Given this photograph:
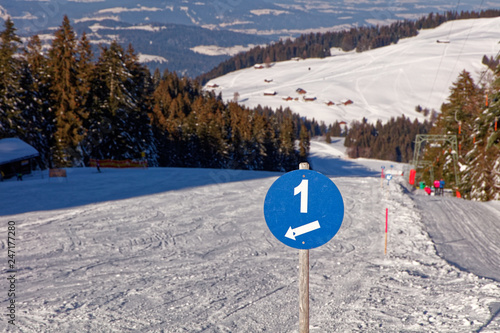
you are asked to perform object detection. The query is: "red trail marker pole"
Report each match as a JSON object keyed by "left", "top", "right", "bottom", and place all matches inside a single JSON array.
[{"left": 384, "top": 208, "right": 388, "bottom": 255}]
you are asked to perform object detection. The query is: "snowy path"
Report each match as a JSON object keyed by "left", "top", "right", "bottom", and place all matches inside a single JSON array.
[
  {"left": 413, "top": 194, "right": 500, "bottom": 283},
  {"left": 1, "top": 138, "right": 500, "bottom": 331},
  {"left": 1, "top": 169, "right": 500, "bottom": 332}
]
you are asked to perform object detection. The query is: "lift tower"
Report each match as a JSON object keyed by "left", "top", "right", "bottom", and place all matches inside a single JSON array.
[{"left": 412, "top": 134, "right": 459, "bottom": 186}]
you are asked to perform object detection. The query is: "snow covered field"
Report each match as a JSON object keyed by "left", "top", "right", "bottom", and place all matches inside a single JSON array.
[
  {"left": 1, "top": 139, "right": 499, "bottom": 332},
  {"left": 205, "top": 17, "right": 500, "bottom": 126}
]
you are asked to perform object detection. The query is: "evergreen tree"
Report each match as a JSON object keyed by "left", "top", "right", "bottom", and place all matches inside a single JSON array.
[
  {"left": 123, "top": 44, "right": 158, "bottom": 166},
  {"left": 277, "top": 109, "right": 299, "bottom": 171},
  {"left": 429, "top": 70, "right": 484, "bottom": 190},
  {"left": 48, "top": 16, "right": 85, "bottom": 166},
  {"left": 20, "top": 34, "right": 54, "bottom": 168},
  {"left": 84, "top": 41, "right": 156, "bottom": 163},
  {"left": 299, "top": 123, "right": 310, "bottom": 161},
  {"left": 0, "top": 18, "right": 23, "bottom": 138},
  {"left": 460, "top": 65, "right": 500, "bottom": 200}
]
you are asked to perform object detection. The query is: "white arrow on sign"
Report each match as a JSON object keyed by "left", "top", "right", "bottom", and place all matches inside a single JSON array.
[{"left": 285, "top": 220, "right": 321, "bottom": 240}]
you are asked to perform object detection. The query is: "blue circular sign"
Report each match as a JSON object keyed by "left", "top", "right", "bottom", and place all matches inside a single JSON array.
[{"left": 264, "top": 170, "right": 344, "bottom": 249}]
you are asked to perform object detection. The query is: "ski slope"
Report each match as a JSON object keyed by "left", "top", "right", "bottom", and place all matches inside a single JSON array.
[
  {"left": 1, "top": 139, "right": 499, "bottom": 332},
  {"left": 205, "top": 17, "right": 500, "bottom": 125}
]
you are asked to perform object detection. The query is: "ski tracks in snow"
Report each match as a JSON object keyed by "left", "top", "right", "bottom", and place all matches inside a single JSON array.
[{"left": 3, "top": 173, "right": 500, "bottom": 332}]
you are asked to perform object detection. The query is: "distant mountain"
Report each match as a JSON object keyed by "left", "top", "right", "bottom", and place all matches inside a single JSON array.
[
  {"left": 205, "top": 17, "right": 500, "bottom": 125},
  {"left": 68, "top": 20, "right": 270, "bottom": 77},
  {"left": 1, "top": 0, "right": 487, "bottom": 76}
]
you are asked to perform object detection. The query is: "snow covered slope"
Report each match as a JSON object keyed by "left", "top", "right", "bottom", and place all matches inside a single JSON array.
[
  {"left": 205, "top": 17, "right": 500, "bottom": 125},
  {"left": 1, "top": 140, "right": 499, "bottom": 331}
]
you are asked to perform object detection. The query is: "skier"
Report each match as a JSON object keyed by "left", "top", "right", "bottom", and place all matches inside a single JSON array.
[
  {"left": 433, "top": 179, "right": 441, "bottom": 195},
  {"left": 424, "top": 185, "right": 431, "bottom": 195},
  {"left": 439, "top": 179, "right": 445, "bottom": 196}
]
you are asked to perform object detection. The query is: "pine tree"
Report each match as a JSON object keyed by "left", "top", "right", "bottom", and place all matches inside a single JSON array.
[
  {"left": 461, "top": 64, "right": 500, "bottom": 200},
  {"left": 123, "top": 44, "right": 158, "bottom": 166},
  {"left": 48, "top": 16, "right": 85, "bottom": 166},
  {"left": 20, "top": 34, "right": 54, "bottom": 168},
  {"left": 438, "top": 70, "right": 482, "bottom": 155},
  {"left": 489, "top": 61, "right": 500, "bottom": 199},
  {"left": 84, "top": 41, "right": 156, "bottom": 163},
  {"left": 0, "top": 17, "right": 24, "bottom": 138},
  {"left": 428, "top": 70, "right": 483, "bottom": 189},
  {"left": 278, "top": 109, "right": 298, "bottom": 171},
  {"left": 299, "top": 123, "right": 310, "bottom": 161}
]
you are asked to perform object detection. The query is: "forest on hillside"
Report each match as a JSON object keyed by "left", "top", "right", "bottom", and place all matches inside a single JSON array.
[
  {"left": 343, "top": 116, "right": 433, "bottom": 163},
  {"left": 2, "top": 13, "right": 500, "bottom": 201},
  {"left": 0, "top": 17, "right": 322, "bottom": 173},
  {"left": 422, "top": 69, "right": 500, "bottom": 201},
  {"left": 197, "top": 9, "right": 500, "bottom": 84},
  {"left": 341, "top": 63, "right": 500, "bottom": 202}
]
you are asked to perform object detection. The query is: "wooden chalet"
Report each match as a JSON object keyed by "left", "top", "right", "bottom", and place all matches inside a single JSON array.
[
  {"left": 0, "top": 138, "right": 40, "bottom": 179},
  {"left": 263, "top": 91, "right": 277, "bottom": 96}
]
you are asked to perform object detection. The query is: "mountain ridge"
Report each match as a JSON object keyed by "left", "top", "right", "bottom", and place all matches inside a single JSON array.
[{"left": 2, "top": 0, "right": 487, "bottom": 76}]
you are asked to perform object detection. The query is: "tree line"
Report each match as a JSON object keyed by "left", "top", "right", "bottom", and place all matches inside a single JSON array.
[
  {"left": 343, "top": 116, "right": 432, "bottom": 162},
  {"left": 0, "top": 17, "right": 316, "bottom": 172},
  {"left": 422, "top": 67, "right": 500, "bottom": 201},
  {"left": 197, "top": 9, "right": 500, "bottom": 85}
]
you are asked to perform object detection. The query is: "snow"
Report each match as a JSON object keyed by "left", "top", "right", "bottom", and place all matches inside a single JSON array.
[
  {"left": 75, "top": 16, "right": 120, "bottom": 24},
  {"left": 250, "top": 9, "right": 290, "bottom": 16},
  {"left": 205, "top": 17, "right": 500, "bottom": 126},
  {"left": 137, "top": 53, "right": 168, "bottom": 64},
  {"left": 1, "top": 139, "right": 499, "bottom": 331},
  {"left": 96, "top": 6, "right": 163, "bottom": 15},
  {"left": 190, "top": 44, "right": 260, "bottom": 57},
  {"left": 88, "top": 23, "right": 164, "bottom": 33},
  {"left": 0, "top": 138, "right": 39, "bottom": 165}
]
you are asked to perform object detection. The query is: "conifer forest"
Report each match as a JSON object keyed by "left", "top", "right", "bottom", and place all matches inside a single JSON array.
[
  {"left": 1, "top": 12, "right": 500, "bottom": 201},
  {"left": 0, "top": 16, "right": 315, "bottom": 172}
]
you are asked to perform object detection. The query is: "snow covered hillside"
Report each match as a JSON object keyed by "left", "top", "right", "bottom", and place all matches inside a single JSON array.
[
  {"left": 1, "top": 140, "right": 499, "bottom": 332},
  {"left": 205, "top": 17, "right": 500, "bottom": 125}
]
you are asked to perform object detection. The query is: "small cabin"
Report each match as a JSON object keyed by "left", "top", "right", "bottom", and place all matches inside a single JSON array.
[
  {"left": 303, "top": 96, "right": 317, "bottom": 102},
  {"left": 264, "top": 79, "right": 273, "bottom": 83},
  {"left": 296, "top": 88, "right": 307, "bottom": 94},
  {"left": 283, "top": 96, "right": 293, "bottom": 101},
  {"left": 342, "top": 99, "right": 354, "bottom": 106},
  {"left": 254, "top": 64, "right": 265, "bottom": 69},
  {"left": 326, "top": 101, "right": 335, "bottom": 106},
  {"left": 263, "top": 91, "right": 277, "bottom": 96},
  {"left": 206, "top": 83, "right": 219, "bottom": 88},
  {"left": 0, "top": 138, "right": 40, "bottom": 179}
]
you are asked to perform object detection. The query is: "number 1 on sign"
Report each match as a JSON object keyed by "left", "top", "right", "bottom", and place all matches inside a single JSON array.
[{"left": 294, "top": 179, "right": 309, "bottom": 213}]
